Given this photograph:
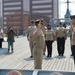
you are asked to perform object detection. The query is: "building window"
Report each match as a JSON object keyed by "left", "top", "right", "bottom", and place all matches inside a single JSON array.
[
  {"left": 32, "top": 0, "right": 52, "bottom": 4},
  {"left": 32, "top": 5, "right": 52, "bottom": 9}
]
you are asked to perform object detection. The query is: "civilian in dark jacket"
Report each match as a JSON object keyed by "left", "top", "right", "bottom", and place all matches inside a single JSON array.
[{"left": 7, "top": 27, "right": 15, "bottom": 53}]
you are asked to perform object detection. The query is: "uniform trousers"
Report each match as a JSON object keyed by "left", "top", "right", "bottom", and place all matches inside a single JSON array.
[
  {"left": 43, "top": 44, "right": 46, "bottom": 55},
  {"left": 70, "top": 35, "right": 73, "bottom": 55},
  {"left": 57, "top": 37, "right": 65, "bottom": 55},
  {"left": 72, "top": 45, "right": 75, "bottom": 64},
  {"left": 8, "top": 39, "right": 14, "bottom": 51},
  {"left": 29, "top": 38, "right": 34, "bottom": 56},
  {"left": 33, "top": 47, "right": 43, "bottom": 69},
  {"left": 46, "top": 40, "right": 53, "bottom": 57},
  {"left": 71, "top": 45, "right": 73, "bottom": 55}
]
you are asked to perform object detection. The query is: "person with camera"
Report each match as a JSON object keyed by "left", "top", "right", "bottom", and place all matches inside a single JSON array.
[{"left": 7, "top": 27, "right": 15, "bottom": 53}]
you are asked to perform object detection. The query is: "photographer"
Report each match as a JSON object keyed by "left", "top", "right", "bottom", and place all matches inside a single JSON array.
[{"left": 7, "top": 27, "right": 15, "bottom": 53}]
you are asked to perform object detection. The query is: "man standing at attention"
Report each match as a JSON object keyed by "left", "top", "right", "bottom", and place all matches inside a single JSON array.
[
  {"left": 27, "top": 20, "right": 36, "bottom": 58},
  {"left": 56, "top": 22, "right": 66, "bottom": 56}
]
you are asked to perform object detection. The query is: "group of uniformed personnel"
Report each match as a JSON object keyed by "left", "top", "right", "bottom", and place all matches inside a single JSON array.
[
  {"left": 56, "top": 22, "right": 66, "bottom": 56},
  {"left": 27, "top": 16, "right": 75, "bottom": 69},
  {"left": 27, "top": 19, "right": 44, "bottom": 69}
]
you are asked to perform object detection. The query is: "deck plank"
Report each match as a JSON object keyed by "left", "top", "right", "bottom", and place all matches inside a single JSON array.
[{"left": 0, "top": 36, "right": 74, "bottom": 72}]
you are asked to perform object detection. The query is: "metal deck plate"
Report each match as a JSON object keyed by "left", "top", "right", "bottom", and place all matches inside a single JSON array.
[{"left": 0, "top": 69, "right": 75, "bottom": 75}]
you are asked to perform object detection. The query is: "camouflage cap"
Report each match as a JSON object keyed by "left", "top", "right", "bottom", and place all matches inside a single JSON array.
[{"left": 49, "top": 72, "right": 63, "bottom": 75}]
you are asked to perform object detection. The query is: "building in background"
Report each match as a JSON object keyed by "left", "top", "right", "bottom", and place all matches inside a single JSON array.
[
  {"left": 2, "top": 0, "right": 30, "bottom": 34},
  {"left": 23, "top": 0, "right": 30, "bottom": 29},
  {"left": 23, "top": 11, "right": 29, "bottom": 29},
  {"left": 2, "top": 0, "right": 59, "bottom": 33},
  {"left": 30, "top": 0, "right": 59, "bottom": 24},
  {"left": 2, "top": 0, "right": 23, "bottom": 35},
  {"left": 23, "top": 0, "right": 29, "bottom": 11},
  {"left": 0, "top": 17, "right": 2, "bottom": 27},
  {"left": 0, "top": 2, "right": 1, "bottom": 17},
  {"left": 0, "top": 1, "right": 2, "bottom": 27}
]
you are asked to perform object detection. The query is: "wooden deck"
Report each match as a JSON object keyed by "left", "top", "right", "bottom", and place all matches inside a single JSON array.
[{"left": 0, "top": 36, "right": 75, "bottom": 72}]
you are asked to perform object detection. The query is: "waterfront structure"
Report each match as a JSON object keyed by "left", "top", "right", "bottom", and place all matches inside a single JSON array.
[
  {"left": 64, "top": 0, "right": 71, "bottom": 25},
  {"left": 2, "top": 0, "right": 23, "bottom": 34},
  {"left": 30, "top": 0, "right": 59, "bottom": 24}
]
